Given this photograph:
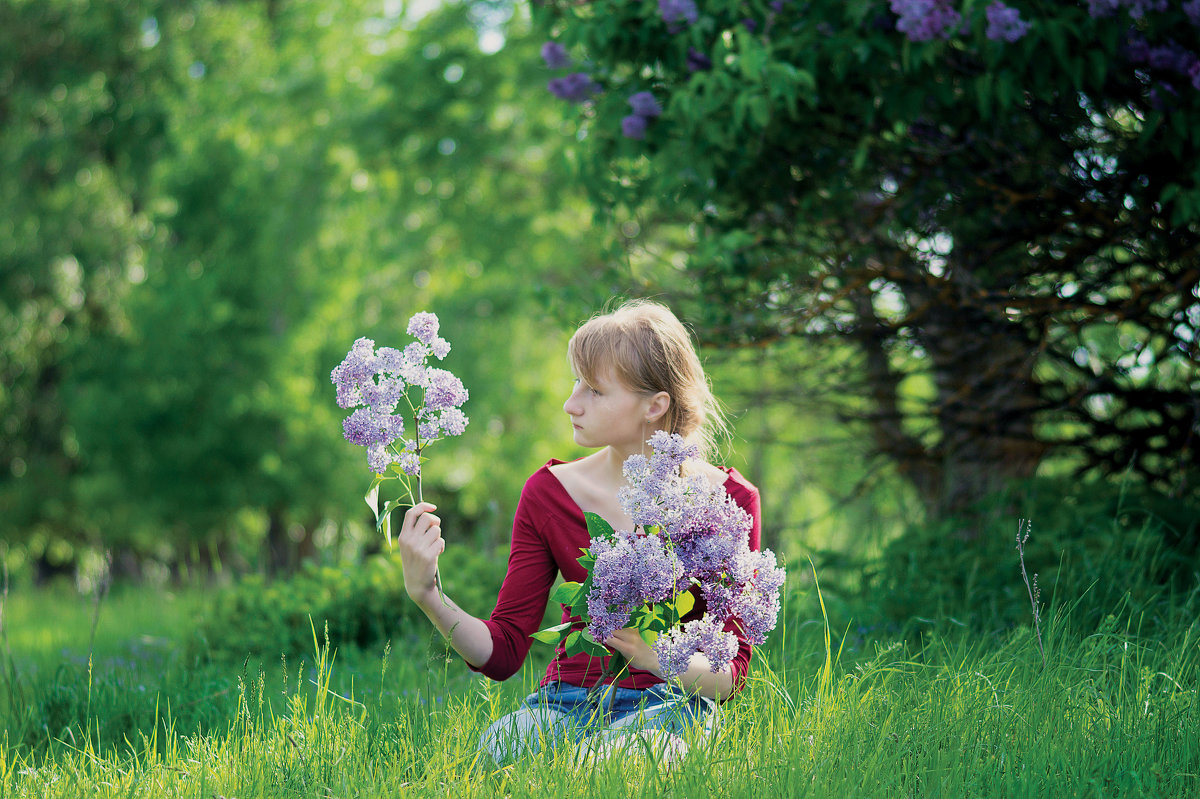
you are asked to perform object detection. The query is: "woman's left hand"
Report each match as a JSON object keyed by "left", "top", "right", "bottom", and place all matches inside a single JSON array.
[{"left": 605, "top": 628, "right": 662, "bottom": 676}]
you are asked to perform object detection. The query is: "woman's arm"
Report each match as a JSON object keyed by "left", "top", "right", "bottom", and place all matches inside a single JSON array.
[
  {"left": 604, "top": 628, "right": 736, "bottom": 702},
  {"left": 396, "top": 502, "right": 494, "bottom": 668}
]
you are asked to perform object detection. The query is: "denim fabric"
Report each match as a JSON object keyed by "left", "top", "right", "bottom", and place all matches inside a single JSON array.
[{"left": 479, "top": 681, "right": 715, "bottom": 767}]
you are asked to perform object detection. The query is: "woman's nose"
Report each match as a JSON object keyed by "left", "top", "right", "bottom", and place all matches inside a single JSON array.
[{"left": 563, "top": 388, "right": 582, "bottom": 416}]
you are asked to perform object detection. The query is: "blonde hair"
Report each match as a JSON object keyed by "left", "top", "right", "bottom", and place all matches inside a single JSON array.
[{"left": 567, "top": 299, "right": 727, "bottom": 460}]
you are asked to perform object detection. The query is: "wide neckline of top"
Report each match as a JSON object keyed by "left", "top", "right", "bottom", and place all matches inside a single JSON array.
[{"left": 539, "top": 458, "right": 741, "bottom": 525}]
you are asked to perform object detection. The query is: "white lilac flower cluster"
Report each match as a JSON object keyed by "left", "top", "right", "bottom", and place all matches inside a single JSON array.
[
  {"left": 587, "top": 431, "right": 786, "bottom": 680},
  {"left": 331, "top": 312, "right": 469, "bottom": 476}
]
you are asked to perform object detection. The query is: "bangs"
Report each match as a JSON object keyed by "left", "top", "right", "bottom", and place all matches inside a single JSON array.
[{"left": 567, "top": 315, "right": 646, "bottom": 392}]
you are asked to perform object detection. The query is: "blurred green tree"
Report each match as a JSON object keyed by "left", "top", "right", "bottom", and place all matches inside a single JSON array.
[
  {"left": 0, "top": 0, "right": 174, "bottom": 573},
  {"left": 2, "top": 0, "right": 614, "bottom": 574}
]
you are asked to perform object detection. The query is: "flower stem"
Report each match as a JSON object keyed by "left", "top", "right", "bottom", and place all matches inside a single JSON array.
[
  {"left": 416, "top": 446, "right": 447, "bottom": 606},
  {"left": 602, "top": 650, "right": 628, "bottom": 683}
]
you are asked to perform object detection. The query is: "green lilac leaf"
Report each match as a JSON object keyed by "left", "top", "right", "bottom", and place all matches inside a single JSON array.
[
  {"left": 530, "top": 622, "right": 573, "bottom": 644},
  {"left": 550, "top": 581, "right": 585, "bottom": 606}
]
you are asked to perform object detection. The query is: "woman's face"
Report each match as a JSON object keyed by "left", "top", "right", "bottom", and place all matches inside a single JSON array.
[{"left": 562, "top": 367, "right": 657, "bottom": 452}]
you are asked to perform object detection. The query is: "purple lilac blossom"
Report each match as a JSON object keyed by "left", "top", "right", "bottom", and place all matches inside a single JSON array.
[
  {"left": 547, "top": 72, "right": 600, "bottom": 102},
  {"left": 730, "top": 551, "right": 786, "bottom": 644},
  {"left": 1186, "top": 0, "right": 1200, "bottom": 27},
  {"left": 406, "top": 312, "right": 439, "bottom": 344},
  {"left": 331, "top": 337, "right": 377, "bottom": 408},
  {"left": 1147, "top": 41, "right": 1194, "bottom": 73},
  {"left": 399, "top": 342, "right": 430, "bottom": 386},
  {"left": 1124, "top": 31, "right": 1151, "bottom": 63},
  {"left": 541, "top": 41, "right": 571, "bottom": 70},
  {"left": 586, "top": 531, "right": 682, "bottom": 641},
  {"left": 686, "top": 47, "right": 713, "bottom": 72},
  {"left": 1127, "top": 35, "right": 1200, "bottom": 89},
  {"left": 434, "top": 407, "right": 468, "bottom": 437},
  {"left": 423, "top": 368, "right": 469, "bottom": 411},
  {"left": 398, "top": 450, "right": 420, "bottom": 476},
  {"left": 1147, "top": 82, "right": 1180, "bottom": 110},
  {"left": 367, "top": 443, "right": 397, "bottom": 475},
  {"left": 579, "top": 431, "right": 784, "bottom": 678},
  {"left": 342, "top": 407, "right": 403, "bottom": 447},
  {"left": 331, "top": 311, "right": 469, "bottom": 475},
  {"left": 1086, "top": 0, "right": 1120, "bottom": 17},
  {"left": 697, "top": 623, "right": 739, "bottom": 672},
  {"left": 659, "top": 0, "right": 698, "bottom": 27},
  {"left": 985, "top": 2, "right": 1030, "bottom": 42},
  {"left": 653, "top": 622, "right": 703, "bottom": 678},
  {"left": 890, "top": 0, "right": 962, "bottom": 41},
  {"left": 1123, "top": 0, "right": 1167, "bottom": 19},
  {"left": 621, "top": 114, "right": 648, "bottom": 140},
  {"left": 628, "top": 91, "right": 662, "bottom": 118}
]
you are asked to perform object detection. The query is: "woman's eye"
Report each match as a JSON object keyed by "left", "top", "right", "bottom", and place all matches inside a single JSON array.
[{"left": 573, "top": 377, "right": 599, "bottom": 396}]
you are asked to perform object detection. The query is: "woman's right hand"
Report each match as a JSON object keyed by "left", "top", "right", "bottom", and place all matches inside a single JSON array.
[{"left": 396, "top": 502, "right": 443, "bottom": 605}]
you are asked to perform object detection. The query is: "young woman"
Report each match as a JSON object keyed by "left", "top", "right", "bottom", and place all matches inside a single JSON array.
[{"left": 395, "top": 300, "right": 762, "bottom": 766}]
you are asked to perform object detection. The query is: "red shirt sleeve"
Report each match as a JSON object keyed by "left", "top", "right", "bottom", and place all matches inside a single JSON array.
[{"left": 469, "top": 473, "right": 560, "bottom": 681}]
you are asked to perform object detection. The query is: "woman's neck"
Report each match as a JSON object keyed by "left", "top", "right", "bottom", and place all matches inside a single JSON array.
[{"left": 593, "top": 445, "right": 633, "bottom": 486}]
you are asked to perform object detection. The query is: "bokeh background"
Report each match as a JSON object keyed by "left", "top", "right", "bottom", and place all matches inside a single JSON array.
[{"left": 2, "top": 0, "right": 1198, "bottom": 652}]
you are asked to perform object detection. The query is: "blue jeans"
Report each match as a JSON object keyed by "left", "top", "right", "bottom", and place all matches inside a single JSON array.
[{"left": 479, "top": 681, "right": 716, "bottom": 767}]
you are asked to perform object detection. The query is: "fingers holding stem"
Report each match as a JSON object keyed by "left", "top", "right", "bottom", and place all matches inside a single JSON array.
[{"left": 397, "top": 501, "right": 447, "bottom": 605}]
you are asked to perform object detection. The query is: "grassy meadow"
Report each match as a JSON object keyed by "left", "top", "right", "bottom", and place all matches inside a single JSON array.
[{"left": 1, "top": 550, "right": 1198, "bottom": 799}]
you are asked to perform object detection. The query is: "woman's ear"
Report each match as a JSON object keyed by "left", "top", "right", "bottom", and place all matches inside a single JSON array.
[{"left": 645, "top": 391, "right": 671, "bottom": 425}]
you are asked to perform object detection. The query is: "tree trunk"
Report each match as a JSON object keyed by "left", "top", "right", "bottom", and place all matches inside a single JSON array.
[
  {"left": 918, "top": 299, "right": 1047, "bottom": 524},
  {"left": 265, "top": 508, "right": 316, "bottom": 576},
  {"left": 265, "top": 507, "right": 290, "bottom": 577},
  {"left": 854, "top": 276, "right": 1047, "bottom": 529}
]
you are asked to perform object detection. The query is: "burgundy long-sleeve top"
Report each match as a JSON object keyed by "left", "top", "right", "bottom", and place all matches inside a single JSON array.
[{"left": 470, "top": 459, "right": 762, "bottom": 697}]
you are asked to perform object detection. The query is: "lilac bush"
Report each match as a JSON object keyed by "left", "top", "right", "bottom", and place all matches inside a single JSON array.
[
  {"left": 621, "top": 114, "right": 648, "bottom": 140},
  {"left": 538, "top": 0, "right": 1200, "bottom": 143},
  {"left": 547, "top": 72, "right": 600, "bottom": 103},
  {"left": 331, "top": 311, "right": 469, "bottom": 539},
  {"left": 685, "top": 47, "right": 713, "bottom": 73},
  {"left": 1187, "top": 0, "right": 1200, "bottom": 28},
  {"left": 540, "top": 41, "right": 571, "bottom": 70},
  {"left": 659, "top": 0, "right": 699, "bottom": 28},
  {"left": 628, "top": 91, "right": 663, "bottom": 119},
  {"left": 538, "top": 431, "right": 785, "bottom": 681},
  {"left": 890, "top": 0, "right": 962, "bottom": 41},
  {"left": 621, "top": 92, "right": 662, "bottom": 139},
  {"left": 985, "top": 2, "right": 1031, "bottom": 42}
]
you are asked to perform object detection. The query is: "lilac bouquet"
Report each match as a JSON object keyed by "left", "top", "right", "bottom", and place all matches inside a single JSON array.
[
  {"left": 534, "top": 431, "right": 785, "bottom": 680},
  {"left": 330, "top": 311, "right": 469, "bottom": 543}
]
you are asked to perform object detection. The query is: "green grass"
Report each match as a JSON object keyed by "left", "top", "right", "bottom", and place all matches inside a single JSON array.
[{"left": 1, "top": 577, "right": 1198, "bottom": 797}]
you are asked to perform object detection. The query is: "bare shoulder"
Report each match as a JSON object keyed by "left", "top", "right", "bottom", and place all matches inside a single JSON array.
[
  {"left": 548, "top": 455, "right": 590, "bottom": 480},
  {"left": 548, "top": 453, "right": 602, "bottom": 492}
]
